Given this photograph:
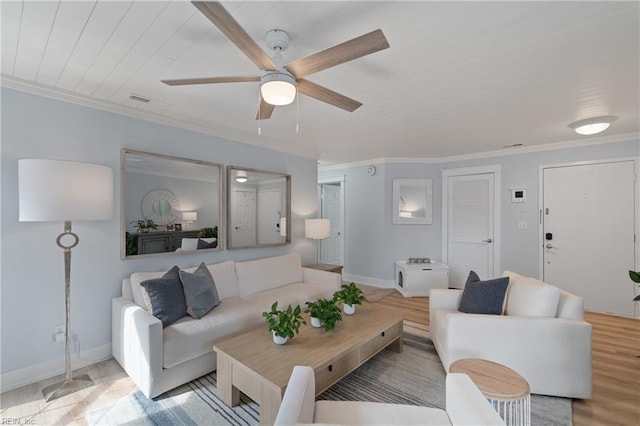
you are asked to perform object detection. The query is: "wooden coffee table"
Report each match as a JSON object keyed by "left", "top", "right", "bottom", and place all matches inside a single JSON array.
[{"left": 213, "top": 302, "right": 404, "bottom": 424}]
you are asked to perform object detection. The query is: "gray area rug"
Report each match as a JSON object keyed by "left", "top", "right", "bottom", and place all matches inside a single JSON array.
[{"left": 87, "top": 333, "right": 571, "bottom": 425}]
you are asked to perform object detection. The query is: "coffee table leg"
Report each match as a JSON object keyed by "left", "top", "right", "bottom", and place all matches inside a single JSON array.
[
  {"left": 259, "top": 387, "right": 283, "bottom": 425},
  {"left": 217, "top": 352, "right": 240, "bottom": 406},
  {"left": 388, "top": 322, "right": 404, "bottom": 353}
]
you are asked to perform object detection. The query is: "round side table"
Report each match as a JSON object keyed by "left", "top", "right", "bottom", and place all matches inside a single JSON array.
[{"left": 450, "top": 358, "right": 530, "bottom": 426}]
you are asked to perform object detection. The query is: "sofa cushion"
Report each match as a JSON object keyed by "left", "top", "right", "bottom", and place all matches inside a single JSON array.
[
  {"left": 458, "top": 271, "right": 509, "bottom": 315},
  {"left": 180, "top": 262, "right": 220, "bottom": 319},
  {"left": 207, "top": 261, "right": 239, "bottom": 300},
  {"left": 503, "top": 271, "right": 560, "bottom": 317},
  {"left": 236, "top": 253, "right": 304, "bottom": 298},
  {"left": 140, "top": 267, "right": 187, "bottom": 328},
  {"left": 162, "top": 298, "right": 262, "bottom": 368},
  {"left": 243, "top": 283, "right": 335, "bottom": 314},
  {"left": 197, "top": 238, "right": 218, "bottom": 249},
  {"left": 130, "top": 270, "right": 166, "bottom": 309}
]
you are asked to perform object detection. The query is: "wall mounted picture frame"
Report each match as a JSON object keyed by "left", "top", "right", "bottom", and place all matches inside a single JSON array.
[{"left": 392, "top": 178, "right": 433, "bottom": 224}]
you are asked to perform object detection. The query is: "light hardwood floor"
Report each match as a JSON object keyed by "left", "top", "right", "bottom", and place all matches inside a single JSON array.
[
  {"left": 1, "top": 292, "right": 638, "bottom": 425},
  {"left": 382, "top": 292, "right": 640, "bottom": 426}
]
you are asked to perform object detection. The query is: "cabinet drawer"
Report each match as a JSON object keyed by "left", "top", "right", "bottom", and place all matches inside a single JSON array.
[
  {"left": 314, "top": 349, "right": 359, "bottom": 394},
  {"left": 359, "top": 322, "right": 402, "bottom": 362}
]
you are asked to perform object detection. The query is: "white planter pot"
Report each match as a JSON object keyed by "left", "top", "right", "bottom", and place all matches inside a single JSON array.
[
  {"left": 343, "top": 303, "right": 356, "bottom": 315},
  {"left": 310, "top": 316, "right": 322, "bottom": 328},
  {"left": 272, "top": 332, "right": 288, "bottom": 345}
]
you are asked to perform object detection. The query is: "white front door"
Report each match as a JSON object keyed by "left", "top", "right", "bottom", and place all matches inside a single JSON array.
[
  {"left": 257, "top": 189, "right": 282, "bottom": 245},
  {"left": 443, "top": 166, "right": 501, "bottom": 288},
  {"left": 230, "top": 188, "right": 256, "bottom": 247},
  {"left": 542, "top": 160, "right": 636, "bottom": 316},
  {"left": 320, "top": 183, "right": 343, "bottom": 265}
]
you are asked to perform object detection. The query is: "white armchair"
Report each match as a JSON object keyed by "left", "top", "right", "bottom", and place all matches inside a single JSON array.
[
  {"left": 274, "top": 366, "right": 505, "bottom": 425},
  {"left": 430, "top": 271, "right": 592, "bottom": 399}
]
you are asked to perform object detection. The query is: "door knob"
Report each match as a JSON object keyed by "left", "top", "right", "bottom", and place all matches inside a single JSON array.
[
  {"left": 482, "top": 238, "right": 493, "bottom": 243},
  {"left": 545, "top": 243, "right": 553, "bottom": 249}
]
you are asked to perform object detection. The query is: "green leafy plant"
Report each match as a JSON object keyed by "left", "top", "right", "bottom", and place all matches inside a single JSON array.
[
  {"left": 334, "top": 282, "right": 366, "bottom": 306},
  {"left": 629, "top": 271, "right": 640, "bottom": 302},
  {"left": 305, "top": 298, "right": 343, "bottom": 331},
  {"left": 200, "top": 226, "right": 218, "bottom": 238},
  {"left": 125, "top": 232, "right": 138, "bottom": 256},
  {"left": 261, "top": 302, "right": 306, "bottom": 339},
  {"left": 131, "top": 218, "right": 157, "bottom": 233}
]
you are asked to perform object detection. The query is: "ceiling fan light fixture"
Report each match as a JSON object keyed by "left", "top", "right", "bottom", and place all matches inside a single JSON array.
[
  {"left": 260, "top": 71, "right": 296, "bottom": 106},
  {"left": 569, "top": 115, "right": 617, "bottom": 135}
]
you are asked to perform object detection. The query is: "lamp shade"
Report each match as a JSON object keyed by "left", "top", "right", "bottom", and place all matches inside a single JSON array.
[
  {"left": 305, "top": 218, "right": 330, "bottom": 240},
  {"left": 182, "top": 211, "right": 197, "bottom": 222},
  {"left": 19, "top": 159, "right": 113, "bottom": 222}
]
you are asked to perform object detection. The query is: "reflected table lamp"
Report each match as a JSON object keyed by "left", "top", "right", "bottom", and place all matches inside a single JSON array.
[
  {"left": 183, "top": 211, "right": 197, "bottom": 230},
  {"left": 18, "top": 159, "right": 113, "bottom": 402},
  {"left": 305, "top": 218, "right": 330, "bottom": 264}
]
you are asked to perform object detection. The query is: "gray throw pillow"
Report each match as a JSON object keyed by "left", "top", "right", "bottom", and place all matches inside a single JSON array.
[
  {"left": 179, "top": 262, "right": 220, "bottom": 319},
  {"left": 458, "top": 271, "right": 509, "bottom": 315},
  {"left": 140, "top": 266, "right": 187, "bottom": 327}
]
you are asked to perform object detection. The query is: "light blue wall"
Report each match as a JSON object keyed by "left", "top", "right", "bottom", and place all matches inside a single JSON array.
[
  {"left": 0, "top": 88, "right": 318, "bottom": 374},
  {"left": 321, "top": 140, "right": 639, "bottom": 286}
]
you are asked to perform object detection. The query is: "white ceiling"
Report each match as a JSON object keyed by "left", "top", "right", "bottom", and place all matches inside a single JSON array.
[{"left": 2, "top": 1, "right": 639, "bottom": 165}]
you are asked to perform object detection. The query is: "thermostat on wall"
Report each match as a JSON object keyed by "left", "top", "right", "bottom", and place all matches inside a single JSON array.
[{"left": 511, "top": 189, "right": 526, "bottom": 203}]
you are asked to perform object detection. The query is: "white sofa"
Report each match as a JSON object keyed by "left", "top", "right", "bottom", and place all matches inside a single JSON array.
[
  {"left": 274, "top": 366, "right": 505, "bottom": 425},
  {"left": 430, "top": 271, "right": 592, "bottom": 399},
  {"left": 112, "top": 253, "right": 341, "bottom": 398}
]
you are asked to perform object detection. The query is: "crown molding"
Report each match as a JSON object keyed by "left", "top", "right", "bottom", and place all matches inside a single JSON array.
[
  {"left": 0, "top": 75, "right": 318, "bottom": 161},
  {"left": 319, "top": 133, "right": 640, "bottom": 171}
]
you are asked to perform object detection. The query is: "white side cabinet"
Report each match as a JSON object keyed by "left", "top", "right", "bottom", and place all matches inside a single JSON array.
[{"left": 395, "top": 261, "right": 449, "bottom": 297}]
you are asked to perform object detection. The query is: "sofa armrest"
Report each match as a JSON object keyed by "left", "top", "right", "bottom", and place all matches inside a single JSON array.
[
  {"left": 429, "top": 289, "right": 462, "bottom": 326},
  {"left": 274, "top": 366, "right": 316, "bottom": 425},
  {"left": 302, "top": 267, "right": 342, "bottom": 291},
  {"left": 446, "top": 373, "right": 505, "bottom": 426},
  {"left": 112, "top": 296, "right": 164, "bottom": 398}
]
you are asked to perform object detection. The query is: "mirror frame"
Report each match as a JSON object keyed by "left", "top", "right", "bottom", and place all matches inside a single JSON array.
[
  {"left": 227, "top": 165, "right": 291, "bottom": 249},
  {"left": 121, "top": 149, "right": 224, "bottom": 259},
  {"left": 392, "top": 178, "right": 433, "bottom": 224}
]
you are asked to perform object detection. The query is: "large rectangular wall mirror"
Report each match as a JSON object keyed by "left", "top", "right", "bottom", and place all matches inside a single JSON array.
[
  {"left": 227, "top": 166, "right": 290, "bottom": 249},
  {"left": 392, "top": 178, "right": 433, "bottom": 224},
  {"left": 121, "top": 149, "right": 223, "bottom": 259}
]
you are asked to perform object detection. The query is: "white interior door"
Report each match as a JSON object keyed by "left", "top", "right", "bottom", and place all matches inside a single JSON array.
[
  {"left": 320, "top": 183, "right": 343, "bottom": 265},
  {"left": 230, "top": 188, "right": 256, "bottom": 247},
  {"left": 257, "top": 189, "right": 282, "bottom": 245},
  {"left": 443, "top": 167, "right": 500, "bottom": 288},
  {"left": 542, "top": 160, "right": 636, "bottom": 316}
]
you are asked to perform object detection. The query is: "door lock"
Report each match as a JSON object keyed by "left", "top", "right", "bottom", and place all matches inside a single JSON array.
[{"left": 482, "top": 238, "right": 493, "bottom": 243}]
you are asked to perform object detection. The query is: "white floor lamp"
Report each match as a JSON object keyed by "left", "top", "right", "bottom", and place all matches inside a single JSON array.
[
  {"left": 18, "top": 159, "right": 113, "bottom": 402},
  {"left": 305, "top": 218, "right": 331, "bottom": 264}
]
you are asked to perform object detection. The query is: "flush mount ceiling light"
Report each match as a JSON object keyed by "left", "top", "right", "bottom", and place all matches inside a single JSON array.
[
  {"left": 569, "top": 116, "right": 617, "bottom": 136},
  {"left": 260, "top": 71, "right": 296, "bottom": 106}
]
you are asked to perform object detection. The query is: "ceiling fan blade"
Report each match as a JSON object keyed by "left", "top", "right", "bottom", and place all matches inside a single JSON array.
[
  {"left": 192, "top": 1, "right": 278, "bottom": 71},
  {"left": 256, "top": 99, "right": 275, "bottom": 120},
  {"left": 285, "top": 29, "right": 389, "bottom": 79},
  {"left": 162, "top": 76, "right": 260, "bottom": 86},
  {"left": 297, "top": 79, "right": 362, "bottom": 112}
]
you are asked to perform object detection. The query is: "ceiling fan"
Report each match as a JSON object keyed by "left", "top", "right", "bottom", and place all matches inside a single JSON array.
[{"left": 162, "top": 1, "right": 390, "bottom": 120}]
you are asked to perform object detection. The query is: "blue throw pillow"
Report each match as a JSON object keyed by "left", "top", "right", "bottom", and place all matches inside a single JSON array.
[
  {"left": 197, "top": 238, "right": 218, "bottom": 249},
  {"left": 458, "top": 271, "right": 509, "bottom": 315},
  {"left": 179, "top": 262, "right": 220, "bottom": 319},
  {"left": 140, "top": 266, "right": 187, "bottom": 327}
]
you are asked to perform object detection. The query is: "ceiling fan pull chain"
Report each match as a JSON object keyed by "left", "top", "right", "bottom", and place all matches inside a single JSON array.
[
  {"left": 296, "top": 92, "right": 299, "bottom": 134},
  {"left": 258, "top": 93, "right": 262, "bottom": 135}
]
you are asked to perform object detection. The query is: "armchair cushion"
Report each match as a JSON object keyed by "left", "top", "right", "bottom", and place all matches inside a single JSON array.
[
  {"left": 502, "top": 271, "right": 560, "bottom": 317},
  {"left": 458, "top": 271, "right": 509, "bottom": 315}
]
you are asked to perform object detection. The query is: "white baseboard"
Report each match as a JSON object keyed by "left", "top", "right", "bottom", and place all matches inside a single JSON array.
[
  {"left": 344, "top": 273, "right": 395, "bottom": 289},
  {"left": 1, "top": 344, "right": 112, "bottom": 393}
]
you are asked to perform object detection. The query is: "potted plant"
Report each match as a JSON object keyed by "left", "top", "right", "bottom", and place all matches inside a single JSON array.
[
  {"left": 131, "top": 218, "right": 157, "bottom": 233},
  {"left": 200, "top": 226, "right": 218, "bottom": 238},
  {"left": 305, "top": 298, "right": 343, "bottom": 331},
  {"left": 334, "top": 282, "right": 366, "bottom": 315},
  {"left": 261, "top": 302, "right": 306, "bottom": 344}
]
